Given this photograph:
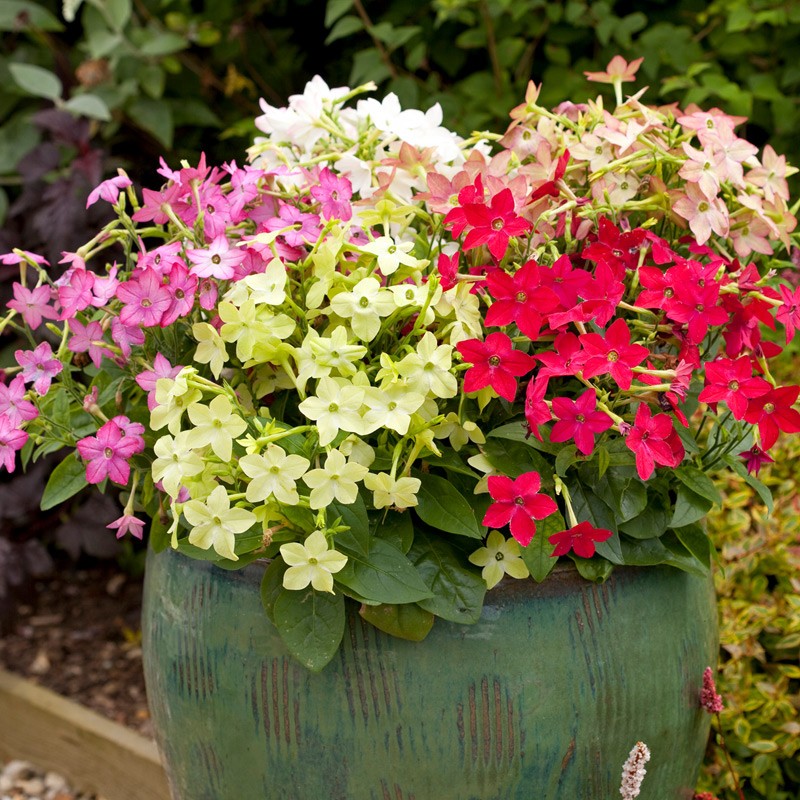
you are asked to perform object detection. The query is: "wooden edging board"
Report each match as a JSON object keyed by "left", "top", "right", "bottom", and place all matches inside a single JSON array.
[{"left": 0, "top": 668, "right": 171, "bottom": 800}]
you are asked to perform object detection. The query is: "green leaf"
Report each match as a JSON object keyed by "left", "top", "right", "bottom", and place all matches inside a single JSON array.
[
  {"left": 675, "top": 465, "right": 722, "bottom": 506},
  {"left": 260, "top": 559, "right": 287, "bottom": 624},
  {"left": 359, "top": 602, "right": 434, "bottom": 642},
  {"left": 330, "top": 496, "right": 370, "bottom": 557},
  {"left": 325, "top": 14, "right": 363, "bottom": 45},
  {"left": 414, "top": 472, "right": 482, "bottom": 538},
  {"left": 41, "top": 454, "right": 88, "bottom": 510},
  {"left": 148, "top": 514, "right": 170, "bottom": 554},
  {"left": 593, "top": 468, "right": 647, "bottom": 522},
  {"left": 0, "top": 2, "right": 64, "bottom": 31},
  {"left": 619, "top": 537, "right": 671, "bottom": 566},
  {"left": 669, "top": 484, "right": 713, "bottom": 528},
  {"left": 325, "top": 0, "right": 354, "bottom": 27},
  {"left": 127, "top": 97, "right": 173, "bottom": 148},
  {"left": 63, "top": 94, "right": 111, "bottom": 121},
  {"left": 596, "top": 446, "right": 610, "bottom": 479},
  {"left": 521, "top": 510, "right": 564, "bottom": 582},
  {"left": 673, "top": 522, "right": 711, "bottom": 569},
  {"left": 744, "top": 472, "right": 774, "bottom": 514},
  {"left": 104, "top": 0, "right": 131, "bottom": 31},
  {"left": 372, "top": 509, "right": 413, "bottom": 553},
  {"left": 0, "top": 187, "right": 7, "bottom": 226},
  {"left": 409, "top": 533, "right": 486, "bottom": 624},
  {"left": 138, "top": 32, "right": 188, "bottom": 56},
  {"left": 555, "top": 444, "right": 581, "bottom": 476},
  {"left": 619, "top": 490, "right": 671, "bottom": 539},
  {"left": 273, "top": 586, "right": 345, "bottom": 672},
  {"left": 9, "top": 63, "right": 62, "bottom": 100},
  {"left": 489, "top": 422, "right": 561, "bottom": 455},
  {"left": 335, "top": 538, "right": 432, "bottom": 604},
  {"left": 0, "top": 115, "right": 40, "bottom": 175},
  {"left": 660, "top": 533, "right": 709, "bottom": 577},
  {"left": 483, "top": 437, "right": 552, "bottom": 483},
  {"left": 571, "top": 557, "right": 613, "bottom": 583}
]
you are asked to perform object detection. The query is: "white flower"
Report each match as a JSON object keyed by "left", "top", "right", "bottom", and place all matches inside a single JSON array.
[
  {"left": 297, "top": 376, "right": 366, "bottom": 446},
  {"left": 360, "top": 236, "right": 422, "bottom": 275},
  {"left": 396, "top": 331, "right": 457, "bottom": 398},
  {"left": 151, "top": 432, "right": 204, "bottom": 498},
  {"left": 302, "top": 448, "right": 369, "bottom": 509},
  {"left": 184, "top": 395, "right": 247, "bottom": 461},
  {"left": 243, "top": 257, "right": 287, "bottom": 305},
  {"left": 183, "top": 485, "right": 257, "bottom": 561},
  {"left": 150, "top": 375, "right": 202, "bottom": 434},
  {"left": 329, "top": 277, "right": 395, "bottom": 342},
  {"left": 280, "top": 530, "right": 348, "bottom": 593},
  {"left": 192, "top": 322, "right": 228, "bottom": 378},
  {"left": 361, "top": 382, "right": 425, "bottom": 435},
  {"left": 363, "top": 472, "right": 421, "bottom": 509},
  {"left": 619, "top": 741, "right": 651, "bottom": 800},
  {"left": 239, "top": 444, "right": 310, "bottom": 505},
  {"left": 468, "top": 530, "right": 530, "bottom": 589}
]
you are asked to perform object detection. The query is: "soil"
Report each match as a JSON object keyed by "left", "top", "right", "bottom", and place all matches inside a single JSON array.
[{"left": 0, "top": 562, "right": 152, "bottom": 739}]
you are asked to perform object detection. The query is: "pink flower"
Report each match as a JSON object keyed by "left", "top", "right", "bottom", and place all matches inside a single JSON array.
[
  {"left": 624, "top": 404, "right": 683, "bottom": 480},
  {"left": 700, "top": 667, "right": 723, "bottom": 714},
  {"left": 0, "top": 376, "right": 39, "bottom": 427},
  {"left": 0, "top": 250, "right": 49, "bottom": 266},
  {"left": 107, "top": 514, "right": 146, "bottom": 540},
  {"left": 57, "top": 269, "right": 96, "bottom": 320},
  {"left": 548, "top": 521, "right": 613, "bottom": 558},
  {"left": 698, "top": 357, "right": 770, "bottom": 419},
  {"left": 160, "top": 263, "right": 197, "bottom": 326},
  {"left": 91, "top": 266, "right": 120, "bottom": 306},
  {"left": 111, "top": 317, "right": 146, "bottom": 361},
  {"left": 776, "top": 284, "right": 800, "bottom": 343},
  {"left": 135, "top": 353, "right": 182, "bottom": 410},
  {"left": 524, "top": 374, "right": 551, "bottom": 440},
  {"left": 116, "top": 268, "right": 172, "bottom": 327},
  {"left": 460, "top": 188, "right": 532, "bottom": 261},
  {"left": 550, "top": 389, "right": 613, "bottom": 455},
  {"left": 744, "top": 385, "right": 800, "bottom": 450},
  {"left": 15, "top": 342, "right": 63, "bottom": 395},
  {"left": 264, "top": 204, "right": 321, "bottom": 248},
  {"left": 483, "top": 471, "right": 558, "bottom": 546},
  {"left": 672, "top": 184, "right": 729, "bottom": 245},
  {"left": 485, "top": 260, "right": 559, "bottom": 339},
  {"left": 7, "top": 283, "right": 58, "bottom": 329},
  {"left": 739, "top": 445, "right": 774, "bottom": 475},
  {"left": 186, "top": 235, "right": 245, "bottom": 280},
  {"left": 68, "top": 318, "right": 113, "bottom": 368},
  {"left": 136, "top": 241, "right": 185, "bottom": 276},
  {"left": 310, "top": 167, "right": 353, "bottom": 221},
  {"left": 76, "top": 419, "right": 141, "bottom": 485},
  {"left": 0, "top": 417, "right": 28, "bottom": 473},
  {"left": 457, "top": 332, "right": 537, "bottom": 402},
  {"left": 86, "top": 172, "right": 132, "bottom": 208},
  {"left": 110, "top": 415, "right": 146, "bottom": 454},
  {"left": 579, "top": 319, "right": 648, "bottom": 390},
  {"left": 584, "top": 55, "right": 643, "bottom": 84}
]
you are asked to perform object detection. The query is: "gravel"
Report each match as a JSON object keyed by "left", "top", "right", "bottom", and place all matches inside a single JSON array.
[{"left": 0, "top": 761, "right": 106, "bottom": 800}]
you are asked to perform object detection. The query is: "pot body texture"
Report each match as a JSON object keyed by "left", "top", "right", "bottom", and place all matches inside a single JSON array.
[{"left": 142, "top": 546, "right": 718, "bottom": 800}]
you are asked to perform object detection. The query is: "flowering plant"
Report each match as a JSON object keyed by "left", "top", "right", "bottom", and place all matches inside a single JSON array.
[{"left": 3, "top": 59, "right": 800, "bottom": 670}]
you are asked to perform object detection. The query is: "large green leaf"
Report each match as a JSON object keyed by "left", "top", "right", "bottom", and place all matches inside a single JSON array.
[
  {"left": 260, "top": 559, "right": 288, "bottom": 624},
  {"left": 335, "top": 538, "right": 432, "bottom": 604},
  {"left": 127, "top": 97, "right": 173, "bottom": 148},
  {"left": 593, "top": 468, "right": 648, "bottom": 522},
  {"left": 669, "top": 484, "right": 713, "bottom": 528},
  {"left": 483, "top": 436, "right": 552, "bottom": 481},
  {"left": 521, "top": 510, "right": 564, "bottom": 582},
  {"left": 273, "top": 586, "right": 345, "bottom": 672},
  {"left": 330, "top": 496, "right": 370, "bottom": 557},
  {"left": 359, "top": 602, "right": 434, "bottom": 642},
  {"left": 409, "top": 533, "right": 486, "bottom": 624},
  {"left": 9, "top": 63, "right": 62, "bottom": 100},
  {"left": 619, "top": 490, "right": 671, "bottom": 539},
  {"left": 673, "top": 522, "right": 712, "bottom": 569},
  {"left": 414, "top": 472, "right": 482, "bottom": 538},
  {"left": 40, "top": 455, "right": 88, "bottom": 510},
  {"left": 372, "top": 509, "right": 413, "bottom": 553},
  {"left": 0, "top": 1, "right": 64, "bottom": 30},
  {"left": 675, "top": 465, "right": 722, "bottom": 506}
]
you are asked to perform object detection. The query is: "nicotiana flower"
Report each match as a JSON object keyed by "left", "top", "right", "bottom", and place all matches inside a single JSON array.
[
  {"left": 183, "top": 484, "right": 257, "bottom": 561},
  {"left": 151, "top": 432, "right": 205, "bottom": 498},
  {"left": 468, "top": 530, "right": 530, "bottom": 589},
  {"left": 184, "top": 395, "right": 248, "bottom": 462},
  {"left": 363, "top": 473, "right": 421, "bottom": 509},
  {"left": 239, "top": 444, "right": 310, "bottom": 505},
  {"left": 279, "top": 530, "right": 348, "bottom": 593},
  {"left": 302, "top": 448, "right": 369, "bottom": 509},
  {"left": 483, "top": 471, "right": 558, "bottom": 546},
  {"left": 329, "top": 276, "right": 396, "bottom": 342},
  {"left": 297, "top": 377, "right": 366, "bottom": 446}
]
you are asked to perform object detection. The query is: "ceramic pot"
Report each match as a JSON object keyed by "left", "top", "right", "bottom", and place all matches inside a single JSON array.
[{"left": 142, "top": 546, "right": 718, "bottom": 800}]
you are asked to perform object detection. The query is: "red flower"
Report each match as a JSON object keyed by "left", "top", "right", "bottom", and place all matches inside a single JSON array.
[
  {"left": 744, "top": 385, "right": 800, "bottom": 450},
  {"left": 461, "top": 188, "right": 532, "bottom": 261},
  {"left": 457, "top": 332, "right": 536, "bottom": 402},
  {"left": 624, "top": 404, "right": 684, "bottom": 480},
  {"left": 579, "top": 318, "right": 649, "bottom": 390},
  {"left": 485, "top": 260, "right": 559, "bottom": 339},
  {"left": 582, "top": 217, "right": 646, "bottom": 272},
  {"left": 524, "top": 374, "right": 551, "bottom": 440},
  {"left": 483, "top": 471, "right": 558, "bottom": 546},
  {"left": 550, "top": 389, "right": 613, "bottom": 455},
  {"left": 738, "top": 445, "right": 774, "bottom": 475},
  {"left": 536, "top": 332, "right": 586, "bottom": 378},
  {"left": 443, "top": 176, "right": 484, "bottom": 237},
  {"left": 548, "top": 521, "right": 613, "bottom": 558},
  {"left": 776, "top": 283, "right": 800, "bottom": 343},
  {"left": 698, "top": 357, "right": 771, "bottom": 419}
]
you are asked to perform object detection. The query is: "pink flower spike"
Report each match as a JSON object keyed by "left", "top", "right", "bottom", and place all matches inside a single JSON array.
[
  {"left": 548, "top": 521, "right": 613, "bottom": 558},
  {"left": 7, "top": 283, "right": 57, "bottom": 329},
  {"left": 86, "top": 172, "right": 132, "bottom": 208},
  {"left": 700, "top": 667, "right": 723, "bottom": 714},
  {"left": 0, "top": 417, "right": 28, "bottom": 473},
  {"left": 15, "top": 342, "right": 63, "bottom": 395},
  {"left": 483, "top": 471, "right": 558, "bottom": 546},
  {"left": 0, "top": 376, "right": 39, "bottom": 427},
  {"left": 107, "top": 514, "right": 146, "bottom": 540}
]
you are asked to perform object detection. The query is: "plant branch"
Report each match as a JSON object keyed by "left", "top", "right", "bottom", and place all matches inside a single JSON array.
[{"left": 479, "top": 0, "right": 503, "bottom": 95}]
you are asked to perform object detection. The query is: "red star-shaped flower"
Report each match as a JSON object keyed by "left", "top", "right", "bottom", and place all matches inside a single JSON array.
[{"left": 483, "top": 471, "right": 558, "bottom": 546}]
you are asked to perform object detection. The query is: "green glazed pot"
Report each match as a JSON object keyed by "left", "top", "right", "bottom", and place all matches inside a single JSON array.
[{"left": 142, "top": 546, "right": 718, "bottom": 800}]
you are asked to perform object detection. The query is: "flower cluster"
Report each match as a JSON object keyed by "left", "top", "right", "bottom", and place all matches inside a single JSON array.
[{"left": 2, "top": 60, "right": 799, "bottom": 667}]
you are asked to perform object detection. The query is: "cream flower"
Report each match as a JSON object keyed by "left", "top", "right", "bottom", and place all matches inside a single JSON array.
[
  {"left": 192, "top": 322, "right": 228, "bottom": 378},
  {"left": 184, "top": 395, "right": 247, "bottom": 461},
  {"left": 150, "top": 375, "right": 202, "bottom": 434},
  {"left": 468, "top": 530, "right": 530, "bottom": 589},
  {"left": 280, "top": 530, "right": 348, "bottom": 593},
  {"left": 302, "top": 448, "right": 369, "bottom": 509},
  {"left": 361, "top": 382, "right": 425, "bottom": 435},
  {"left": 396, "top": 331, "right": 457, "bottom": 399},
  {"left": 329, "top": 276, "right": 395, "bottom": 342},
  {"left": 363, "top": 472, "right": 421, "bottom": 509},
  {"left": 183, "top": 485, "right": 257, "bottom": 561},
  {"left": 297, "top": 376, "right": 366, "bottom": 446},
  {"left": 151, "top": 432, "right": 204, "bottom": 498},
  {"left": 360, "top": 235, "right": 423, "bottom": 275},
  {"left": 239, "top": 444, "right": 310, "bottom": 505}
]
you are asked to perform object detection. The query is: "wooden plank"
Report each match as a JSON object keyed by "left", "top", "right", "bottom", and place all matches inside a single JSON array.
[{"left": 0, "top": 669, "right": 171, "bottom": 800}]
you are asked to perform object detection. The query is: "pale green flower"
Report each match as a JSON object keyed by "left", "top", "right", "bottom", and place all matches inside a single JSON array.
[
  {"left": 468, "top": 530, "right": 530, "bottom": 589},
  {"left": 361, "top": 381, "right": 425, "bottom": 435},
  {"left": 302, "top": 448, "right": 369, "bottom": 509},
  {"left": 297, "top": 376, "right": 366, "bottom": 446},
  {"left": 184, "top": 395, "right": 248, "bottom": 461},
  {"left": 280, "top": 530, "right": 348, "bottom": 593},
  {"left": 360, "top": 235, "right": 423, "bottom": 275},
  {"left": 363, "top": 472, "right": 421, "bottom": 509},
  {"left": 239, "top": 444, "right": 310, "bottom": 505},
  {"left": 151, "top": 432, "right": 205, "bottom": 498},
  {"left": 192, "top": 322, "right": 228, "bottom": 378},
  {"left": 434, "top": 412, "right": 486, "bottom": 451},
  {"left": 396, "top": 331, "right": 457, "bottom": 399},
  {"left": 183, "top": 485, "right": 257, "bottom": 562},
  {"left": 150, "top": 375, "right": 202, "bottom": 433},
  {"left": 329, "top": 276, "right": 395, "bottom": 342},
  {"left": 243, "top": 257, "right": 287, "bottom": 305}
]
